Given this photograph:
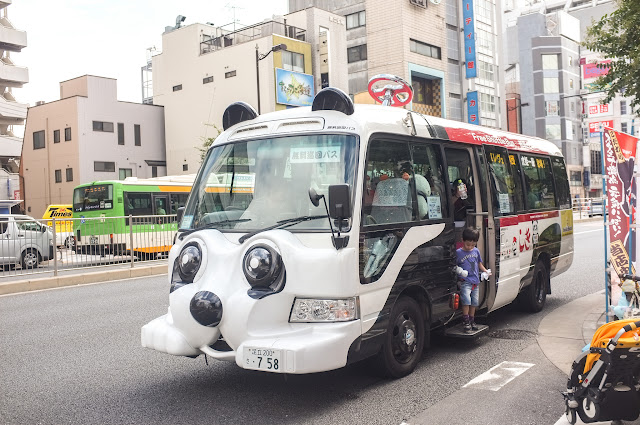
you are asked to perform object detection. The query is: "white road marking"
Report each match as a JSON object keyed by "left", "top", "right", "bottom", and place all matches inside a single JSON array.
[{"left": 462, "top": 361, "right": 534, "bottom": 391}]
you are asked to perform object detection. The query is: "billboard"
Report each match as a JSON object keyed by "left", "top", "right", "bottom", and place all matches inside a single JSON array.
[
  {"left": 588, "top": 102, "right": 613, "bottom": 118},
  {"left": 462, "top": 0, "right": 477, "bottom": 79},
  {"left": 589, "top": 120, "right": 614, "bottom": 137},
  {"left": 275, "top": 68, "right": 315, "bottom": 107},
  {"left": 467, "top": 91, "right": 479, "bottom": 125},
  {"left": 583, "top": 60, "right": 611, "bottom": 80}
]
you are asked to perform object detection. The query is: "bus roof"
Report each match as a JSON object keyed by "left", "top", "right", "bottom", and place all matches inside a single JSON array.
[
  {"left": 74, "top": 174, "right": 196, "bottom": 189},
  {"left": 217, "top": 104, "right": 562, "bottom": 157}
]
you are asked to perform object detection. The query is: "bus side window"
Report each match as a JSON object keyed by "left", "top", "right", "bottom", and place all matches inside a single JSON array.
[
  {"left": 124, "top": 192, "right": 153, "bottom": 225},
  {"left": 363, "top": 140, "right": 415, "bottom": 226},
  {"left": 521, "top": 155, "right": 557, "bottom": 210},
  {"left": 484, "top": 146, "right": 523, "bottom": 216},
  {"left": 411, "top": 143, "right": 447, "bottom": 220},
  {"left": 551, "top": 157, "right": 572, "bottom": 209}
]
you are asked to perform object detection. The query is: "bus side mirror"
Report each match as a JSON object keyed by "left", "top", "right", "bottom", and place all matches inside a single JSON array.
[
  {"left": 328, "top": 184, "right": 351, "bottom": 220},
  {"left": 177, "top": 207, "right": 185, "bottom": 225}
]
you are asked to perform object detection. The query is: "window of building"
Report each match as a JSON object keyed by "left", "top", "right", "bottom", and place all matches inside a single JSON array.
[
  {"left": 33, "top": 130, "right": 45, "bottom": 149},
  {"left": 347, "top": 44, "right": 367, "bottom": 63},
  {"left": 546, "top": 101, "right": 559, "bottom": 116},
  {"left": 621, "top": 100, "right": 627, "bottom": 115},
  {"left": 117, "top": 123, "right": 125, "bottom": 145},
  {"left": 546, "top": 124, "right": 561, "bottom": 140},
  {"left": 93, "top": 121, "right": 114, "bottom": 132},
  {"left": 621, "top": 122, "right": 628, "bottom": 133},
  {"left": 54, "top": 169, "right": 62, "bottom": 183},
  {"left": 172, "top": 84, "right": 182, "bottom": 92},
  {"left": 520, "top": 155, "right": 557, "bottom": 210},
  {"left": 152, "top": 166, "right": 158, "bottom": 178},
  {"left": 282, "top": 51, "right": 305, "bottom": 72},
  {"left": 570, "top": 102, "right": 575, "bottom": 113},
  {"left": 412, "top": 77, "right": 436, "bottom": 105},
  {"left": 569, "top": 79, "right": 574, "bottom": 89},
  {"left": 591, "top": 150, "right": 602, "bottom": 174},
  {"left": 476, "top": 29, "right": 494, "bottom": 51},
  {"left": 183, "top": 164, "right": 188, "bottom": 171},
  {"left": 203, "top": 76, "right": 213, "bottom": 84},
  {"left": 543, "top": 77, "right": 559, "bottom": 93},
  {"left": 66, "top": 168, "right": 73, "bottom": 182},
  {"left": 53, "top": 129, "right": 60, "bottom": 143},
  {"left": 477, "top": 60, "right": 494, "bottom": 80},
  {"left": 346, "top": 11, "right": 366, "bottom": 29},
  {"left": 476, "top": 0, "right": 493, "bottom": 20},
  {"left": 65, "top": 127, "right": 71, "bottom": 141},
  {"left": 480, "top": 93, "right": 496, "bottom": 113},
  {"left": 94, "top": 161, "right": 115, "bottom": 172},
  {"left": 542, "top": 54, "right": 559, "bottom": 70},
  {"left": 569, "top": 171, "right": 582, "bottom": 186},
  {"left": 409, "top": 39, "right": 441, "bottom": 59},
  {"left": 134, "top": 124, "right": 141, "bottom": 146},
  {"left": 225, "top": 70, "right": 236, "bottom": 78},
  {"left": 119, "top": 168, "right": 132, "bottom": 180}
]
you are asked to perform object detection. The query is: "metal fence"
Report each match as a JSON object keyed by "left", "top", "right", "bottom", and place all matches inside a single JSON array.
[
  {"left": 572, "top": 197, "right": 605, "bottom": 219},
  {"left": 0, "top": 215, "right": 175, "bottom": 279}
]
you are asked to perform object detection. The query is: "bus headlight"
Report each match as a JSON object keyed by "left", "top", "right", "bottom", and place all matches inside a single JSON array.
[
  {"left": 243, "top": 244, "right": 285, "bottom": 298},
  {"left": 289, "top": 297, "right": 359, "bottom": 323},
  {"left": 171, "top": 242, "right": 201, "bottom": 293}
]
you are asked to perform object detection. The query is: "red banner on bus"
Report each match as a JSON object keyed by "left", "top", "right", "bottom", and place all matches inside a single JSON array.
[{"left": 602, "top": 127, "right": 638, "bottom": 276}]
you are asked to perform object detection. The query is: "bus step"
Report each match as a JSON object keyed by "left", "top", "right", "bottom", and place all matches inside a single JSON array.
[{"left": 444, "top": 323, "right": 489, "bottom": 339}]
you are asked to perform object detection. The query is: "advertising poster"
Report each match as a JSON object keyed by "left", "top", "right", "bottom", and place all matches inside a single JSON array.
[
  {"left": 583, "top": 60, "right": 611, "bottom": 80},
  {"left": 589, "top": 120, "right": 614, "bottom": 137},
  {"left": 467, "top": 91, "right": 479, "bottom": 125},
  {"left": 275, "top": 68, "right": 314, "bottom": 107},
  {"left": 462, "top": 0, "right": 477, "bottom": 79},
  {"left": 602, "top": 127, "right": 639, "bottom": 318}
]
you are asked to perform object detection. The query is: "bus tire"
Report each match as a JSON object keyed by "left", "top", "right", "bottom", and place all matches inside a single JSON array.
[
  {"left": 22, "top": 248, "right": 40, "bottom": 269},
  {"left": 374, "top": 296, "right": 425, "bottom": 378},
  {"left": 521, "top": 260, "right": 548, "bottom": 313}
]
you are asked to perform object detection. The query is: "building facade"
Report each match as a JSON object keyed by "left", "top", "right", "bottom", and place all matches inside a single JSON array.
[
  {"left": 22, "top": 76, "right": 165, "bottom": 217},
  {"left": 151, "top": 9, "right": 348, "bottom": 175},
  {"left": 0, "top": 2, "right": 28, "bottom": 211}
]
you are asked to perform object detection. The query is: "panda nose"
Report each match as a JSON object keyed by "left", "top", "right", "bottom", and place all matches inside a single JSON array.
[{"left": 190, "top": 291, "right": 223, "bottom": 327}]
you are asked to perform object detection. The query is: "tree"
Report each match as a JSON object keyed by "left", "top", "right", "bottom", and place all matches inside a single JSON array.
[
  {"left": 198, "top": 124, "right": 222, "bottom": 162},
  {"left": 583, "top": 0, "right": 640, "bottom": 107}
]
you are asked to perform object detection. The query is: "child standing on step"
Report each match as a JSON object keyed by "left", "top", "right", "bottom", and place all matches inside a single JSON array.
[{"left": 456, "top": 227, "right": 490, "bottom": 332}]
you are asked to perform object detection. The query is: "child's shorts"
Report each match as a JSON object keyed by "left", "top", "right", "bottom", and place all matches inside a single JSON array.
[{"left": 460, "top": 282, "right": 479, "bottom": 307}]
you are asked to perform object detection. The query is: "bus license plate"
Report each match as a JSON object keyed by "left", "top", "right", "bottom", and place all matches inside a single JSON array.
[
  {"left": 90, "top": 236, "right": 98, "bottom": 244},
  {"left": 244, "top": 347, "right": 281, "bottom": 372}
]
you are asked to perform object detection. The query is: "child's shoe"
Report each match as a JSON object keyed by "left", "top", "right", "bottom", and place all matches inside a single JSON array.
[
  {"left": 471, "top": 320, "right": 479, "bottom": 331},
  {"left": 463, "top": 317, "right": 472, "bottom": 332}
]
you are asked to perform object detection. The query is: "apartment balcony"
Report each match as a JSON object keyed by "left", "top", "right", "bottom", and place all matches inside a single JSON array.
[
  {"left": 0, "top": 56, "right": 27, "bottom": 87},
  {"left": 0, "top": 16, "right": 26, "bottom": 52},
  {"left": 0, "top": 91, "right": 26, "bottom": 125},
  {"left": 201, "top": 20, "right": 306, "bottom": 55}
]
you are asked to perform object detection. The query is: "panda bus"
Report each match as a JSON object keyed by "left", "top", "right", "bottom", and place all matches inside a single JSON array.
[{"left": 141, "top": 75, "right": 574, "bottom": 378}]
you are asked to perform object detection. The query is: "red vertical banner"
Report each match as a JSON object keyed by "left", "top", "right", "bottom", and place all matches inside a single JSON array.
[{"left": 602, "top": 127, "right": 637, "bottom": 277}]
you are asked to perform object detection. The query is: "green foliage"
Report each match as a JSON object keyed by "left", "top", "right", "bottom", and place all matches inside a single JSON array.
[
  {"left": 583, "top": 0, "right": 640, "bottom": 107},
  {"left": 198, "top": 124, "right": 222, "bottom": 162}
]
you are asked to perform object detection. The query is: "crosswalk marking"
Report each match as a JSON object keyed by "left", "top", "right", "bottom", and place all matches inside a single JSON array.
[{"left": 462, "top": 361, "right": 535, "bottom": 391}]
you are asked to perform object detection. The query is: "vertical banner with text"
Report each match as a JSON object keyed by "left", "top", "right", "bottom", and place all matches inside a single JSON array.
[
  {"left": 602, "top": 127, "right": 638, "bottom": 315},
  {"left": 463, "top": 0, "right": 477, "bottom": 79},
  {"left": 467, "top": 91, "right": 479, "bottom": 125}
]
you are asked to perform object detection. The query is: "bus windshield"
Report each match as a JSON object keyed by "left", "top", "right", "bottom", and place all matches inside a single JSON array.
[
  {"left": 182, "top": 134, "right": 357, "bottom": 231},
  {"left": 73, "top": 184, "right": 114, "bottom": 212}
]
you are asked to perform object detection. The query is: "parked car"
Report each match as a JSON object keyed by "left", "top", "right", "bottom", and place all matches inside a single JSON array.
[
  {"left": 0, "top": 214, "right": 53, "bottom": 269},
  {"left": 586, "top": 199, "right": 604, "bottom": 217}
]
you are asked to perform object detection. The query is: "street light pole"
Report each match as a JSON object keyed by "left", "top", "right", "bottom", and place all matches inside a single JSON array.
[{"left": 255, "top": 43, "right": 287, "bottom": 114}]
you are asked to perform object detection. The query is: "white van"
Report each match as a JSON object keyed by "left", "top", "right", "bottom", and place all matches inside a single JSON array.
[{"left": 0, "top": 214, "right": 54, "bottom": 269}]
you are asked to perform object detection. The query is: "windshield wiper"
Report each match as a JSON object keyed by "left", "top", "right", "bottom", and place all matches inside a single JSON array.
[
  {"left": 178, "top": 219, "right": 252, "bottom": 240},
  {"left": 238, "top": 215, "right": 326, "bottom": 243}
]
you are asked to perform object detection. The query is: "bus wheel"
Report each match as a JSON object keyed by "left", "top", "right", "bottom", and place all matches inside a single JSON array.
[
  {"left": 22, "top": 249, "right": 40, "bottom": 269},
  {"left": 521, "top": 260, "right": 548, "bottom": 313},
  {"left": 375, "top": 296, "right": 425, "bottom": 378}
]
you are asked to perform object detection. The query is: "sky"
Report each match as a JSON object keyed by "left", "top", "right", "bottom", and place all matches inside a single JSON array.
[{"left": 10, "top": 0, "right": 289, "bottom": 108}]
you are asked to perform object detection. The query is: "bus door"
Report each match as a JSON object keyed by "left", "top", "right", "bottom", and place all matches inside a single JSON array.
[
  {"left": 482, "top": 145, "right": 523, "bottom": 311},
  {"left": 445, "top": 146, "right": 493, "bottom": 308}
]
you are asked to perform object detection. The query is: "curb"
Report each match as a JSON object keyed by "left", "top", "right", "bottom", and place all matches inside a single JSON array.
[
  {"left": 0, "top": 264, "right": 168, "bottom": 296},
  {"left": 537, "top": 291, "right": 605, "bottom": 375}
]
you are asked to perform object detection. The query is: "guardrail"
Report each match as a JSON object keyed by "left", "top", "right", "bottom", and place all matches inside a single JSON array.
[
  {"left": 0, "top": 215, "right": 176, "bottom": 279},
  {"left": 572, "top": 197, "right": 605, "bottom": 219}
]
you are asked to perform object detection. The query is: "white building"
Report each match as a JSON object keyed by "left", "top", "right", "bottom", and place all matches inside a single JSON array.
[
  {"left": 151, "top": 10, "right": 348, "bottom": 175},
  {"left": 0, "top": 1, "right": 28, "bottom": 211},
  {"left": 22, "top": 75, "right": 165, "bottom": 217}
]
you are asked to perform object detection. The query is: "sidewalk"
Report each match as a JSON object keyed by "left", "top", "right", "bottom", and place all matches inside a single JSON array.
[{"left": 539, "top": 290, "right": 640, "bottom": 425}]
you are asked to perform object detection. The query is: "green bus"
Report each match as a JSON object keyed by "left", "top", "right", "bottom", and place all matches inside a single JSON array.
[{"left": 72, "top": 175, "right": 195, "bottom": 256}]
